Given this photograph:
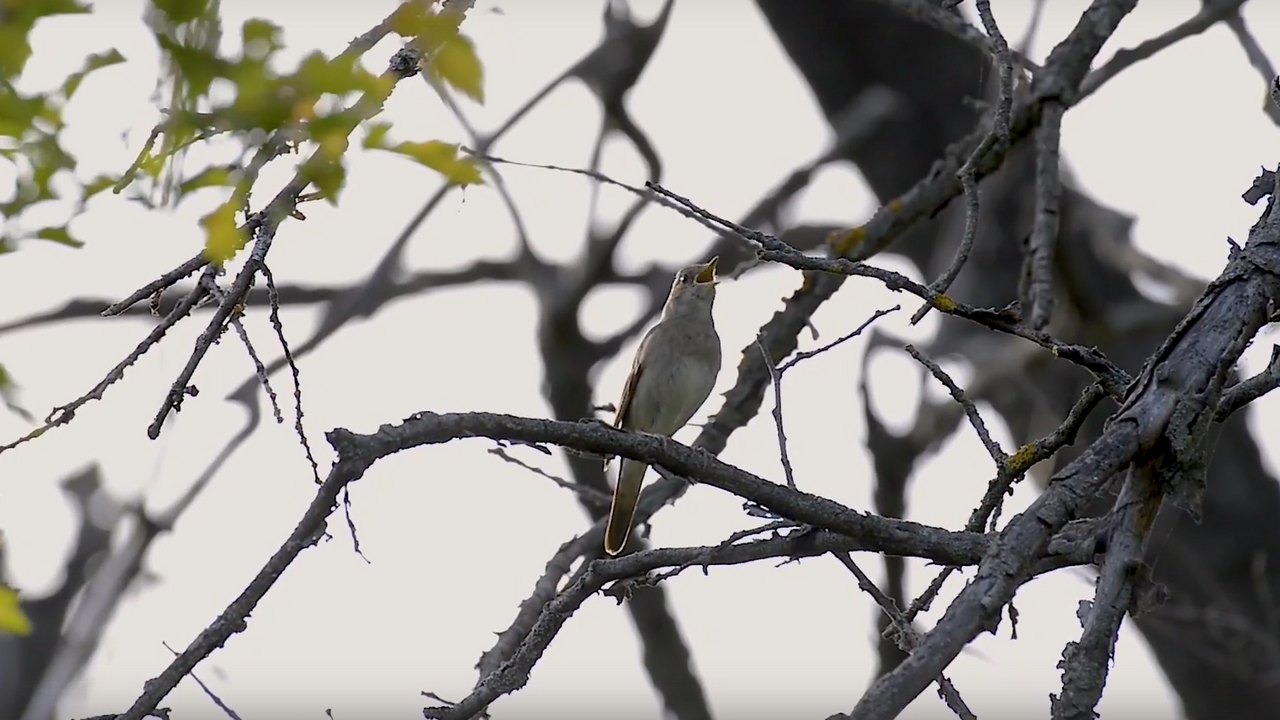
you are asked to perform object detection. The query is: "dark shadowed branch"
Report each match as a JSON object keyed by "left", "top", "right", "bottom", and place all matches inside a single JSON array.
[
  {"left": 850, "top": 166, "right": 1280, "bottom": 718},
  {"left": 17, "top": 1, "right": 1280, "bottom": 718}
]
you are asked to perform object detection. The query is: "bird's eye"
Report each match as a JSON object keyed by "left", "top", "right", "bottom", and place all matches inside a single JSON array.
[{"left": 679, "top": 272, "right": 691, "bottom": 285}]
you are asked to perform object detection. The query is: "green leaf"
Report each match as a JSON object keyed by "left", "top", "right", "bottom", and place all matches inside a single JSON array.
[
  {"left": 84, "top": 174, "right": 117, "bottom": 198},
  {"left": 301, "top": 154, "right": 346, "bottom": 205},
  {"left": 201, "top": 196, "right": 247, "bottom": 265},
  {"left": 77, "top": 174, "right": 118, "bottom": 211},
  {"left": 27, "top": 134, "right": 76, "bottom": 198},
  {"left": 138, "top": 149, "right": 168, "bottom": 181},
  {"left": 386, "top": 140, "right": 483, "bottom": 186},
  {"left": 0, "top": 24, "right": 34, "bottom": 80},
  {"left": 156, "top": 33, "right": 228, "bottom": 100},
  {"left": 307, "top": 112, "right": 358, "bottom": 149},
  {"left": 0, "top": 0, "right": 91, "bottom": 77},
  {"left": 240, "top": 18, "right": 283, "bottom": 61},
  {"left": 33, "top": 225, "right": 83, "bottom": 248},
  {"left": 431, "top": 33, "right": 484, "bottom": 103},
  {"left": 14, "top": 0, "right": 93, "bottom": 19},
  {"left": 150, "top": 0, "right": 212, "bottom": 25},
  {"left": 0, "top": 88, "right": 51, "bottom": 138},
  {"left": 390, "top": 3, "right": 452, "bottom": 40},
  {"left": 225, "top": 61, "right": 293, "bottom": 131},
  {"left": 0, "top": 363, "right": 33, "bottom": 422},
  {"left": 362, "top": 121, "right": 393, "bottom": 150},
  {"left": 296, "top": 52, "right": 383, "bottom": 98},
  {"left": 177, "top": 165, "right": 235, "bottom": 197},
  {"left": 0, "top": 586, "right": 32, "bottom": 637},
  {"left": 60, "top": 48, "right": 126, "bottom": 99}
]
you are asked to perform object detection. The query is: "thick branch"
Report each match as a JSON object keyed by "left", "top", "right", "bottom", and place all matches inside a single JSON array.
[{"left": 849, "top": 173, "right": 1280, "bottom": 718}]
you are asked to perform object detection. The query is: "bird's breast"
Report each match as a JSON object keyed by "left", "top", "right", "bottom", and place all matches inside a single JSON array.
[{"left": 629, "top": 322, "right": 720, "bottom": 436}]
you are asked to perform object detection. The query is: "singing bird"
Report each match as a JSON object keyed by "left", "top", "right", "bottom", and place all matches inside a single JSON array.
[{"left": 604, "top": 257, "right": 722, "bottom": 555}]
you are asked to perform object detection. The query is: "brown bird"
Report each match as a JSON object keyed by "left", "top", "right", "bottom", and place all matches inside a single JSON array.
[{"left": 604, "top": 257, "right": 722, "bottom": 555}]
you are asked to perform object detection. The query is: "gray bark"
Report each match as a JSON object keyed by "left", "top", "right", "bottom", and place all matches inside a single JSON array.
[{"left": 753, "top": 1, "right": 1280, "bottom": 717}]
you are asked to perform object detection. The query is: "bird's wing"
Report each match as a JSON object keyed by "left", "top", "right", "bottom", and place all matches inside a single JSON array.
[{"left": 614, "top": 324, "right": 659, "bottom": 430}]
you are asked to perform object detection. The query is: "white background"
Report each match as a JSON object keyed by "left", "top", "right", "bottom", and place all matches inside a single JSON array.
[{"left": 2, "top": 1, "right": 1279, "bottom": 717}]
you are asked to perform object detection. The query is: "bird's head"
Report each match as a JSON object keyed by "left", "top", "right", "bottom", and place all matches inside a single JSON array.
[{"left": 663, "top": 256, "right": 719, "bottom": 317}]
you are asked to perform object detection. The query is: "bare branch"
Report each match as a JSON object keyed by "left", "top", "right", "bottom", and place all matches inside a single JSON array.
[
  {"left": 1023, "top": 101, "right": 1064, "bottom": 330},
  {"left": 102, "top": 253, "right": 208, "bottom": 316},
  {"left": 0, "top": 270, "right": 212, "bottom": 455},
  {"left": 476, "top": 533, "right": 588, "bottom": 680},
  {"left": 779, "top": 306, "right": 902, "bottom": 373},
  {"left": 200, "top": 273, "right": 282, "bottom": 423},
  {"left": 161, "top": 642, "right": 243, "bottom": 720},
  {"left": 832, "top": 553, "right": 976, "bottom": 720},
  {"left": 757, "top": 340, "right": 798, "bottom": 490},
  {"left": 1051, "top": 464, "right": 1162, "bottom": 720},
  {"left": 114, "top": 407, "right": 1070, "bottom": 720},
  {"left": 487, "top": 444, "right": 611, "bottom": 508},
  {"left": 1216, "top": 345, "right": 1280, "bottom": 421},
  {"left": 146, "top": 44, "right": 429, "bottom": 439},
  {"left": 1221, "top": 9, "right": 1280, "bottom": 126},
  {"left": 1078, "top": 0, "right": 1248, "bottom": 101},
  {"left": 849, "top": 156, "right": 1279, "bottom": 717},
  {"left": 905, "top": 382, "right": 1106, "bottom": 623},
  {"left": 910, "top": 0, "right": 1015, "bottom": 325},
  {"left": 759, "top": 305, "right": 902, "bottom": 490},
  {"left": 647, "top": 180, "right": 1133, "bottom": 397},
  {"left": 903, "top": 344, "right": 1006, "bottom": 466},
  {"left": 262, "top": 264, "right": 321, "bottom": 484},
  {"left": 432, "top": 513, "right": 1094, "bottom": 720}
]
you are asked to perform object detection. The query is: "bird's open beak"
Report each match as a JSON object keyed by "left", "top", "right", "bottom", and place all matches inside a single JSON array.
[{"left": 695, "top": 256, "right": 718, "bottom": 284}]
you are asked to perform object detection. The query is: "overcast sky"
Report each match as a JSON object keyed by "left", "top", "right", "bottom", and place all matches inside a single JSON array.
[{"left": 2, "top": 1, "right": 1280, "bottom": 717}]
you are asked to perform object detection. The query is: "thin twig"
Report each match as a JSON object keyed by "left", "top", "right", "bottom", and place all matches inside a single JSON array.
[
  {"left": 102, "top": 254, "right": 208, "bottom": 316},
  {"left": 1216, "top": 345, "right": 1280, "bottom": 421},
  {"left": 262, "top": 264, "right": 321, "bottom": 483},
  {"left": 147, "top": 43, "right": 428, "bottom": 440},
  {"left": 833, "top": 552, "right": 976, "bottom": 720},
  {"left": 200, "top": 274, "right": 282, "bottom": 423},
  {"left": 161, "top": 642, "right": 244, "bottom": 720},
  {"left": 148, "top": 229, "right": 268, "bottom": 438},
  {"left": 116, "top": 408, "right": 1097, "bottom": 720},
  {"left": 905, "top": 382, "right": 1105, "bottom": 621},
  {"left": 488, "top": 444, "right": 612, "bottom": 506},
  {"left": 0, "top": 268, "right": 213, "bottom": 455},
  {"left": 852, "top": 71, "right": 1273, "bottom": 720},
  {"left": 1223, "top": 11, "right": 1280, "bottom": 126},
  {"left": 903, "top": 344, "right": 1007, "bottom": 466},
  {"left": 910, "top": 0, "right": 1014, "bottom": 325},
  {"left": 757, "top": 340, "right": 797, "bottom": 489},
  {"left": 644, "top": 180, "right": 1133, "bottom": 397},
  {"left": 758, "top": 306, "right": 901, "bottom": 489},
  {"left": 778, "top": 306, "right": 901, "bottom": 373},
  {"left": 1078, "top": 0, "right": 1249, "bottom": 100}
]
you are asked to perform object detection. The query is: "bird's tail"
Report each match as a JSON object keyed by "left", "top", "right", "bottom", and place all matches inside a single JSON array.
[{"left": 604, "top": 458, "right": 647, "bottom": 555}]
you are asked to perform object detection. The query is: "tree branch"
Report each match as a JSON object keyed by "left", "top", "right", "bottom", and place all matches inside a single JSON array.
[{"left": 848, "top": 164, "right": 1280, "bottom": 718}]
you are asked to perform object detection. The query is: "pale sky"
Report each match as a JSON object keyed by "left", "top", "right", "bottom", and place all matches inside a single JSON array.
[{"left": 2, "top": 1, "right": 1279, "bottom": 718}]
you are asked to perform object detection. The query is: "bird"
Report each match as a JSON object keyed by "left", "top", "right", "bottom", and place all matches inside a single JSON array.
[{"left": 604, "top": 256, "right": 722, "bottom": 556}]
